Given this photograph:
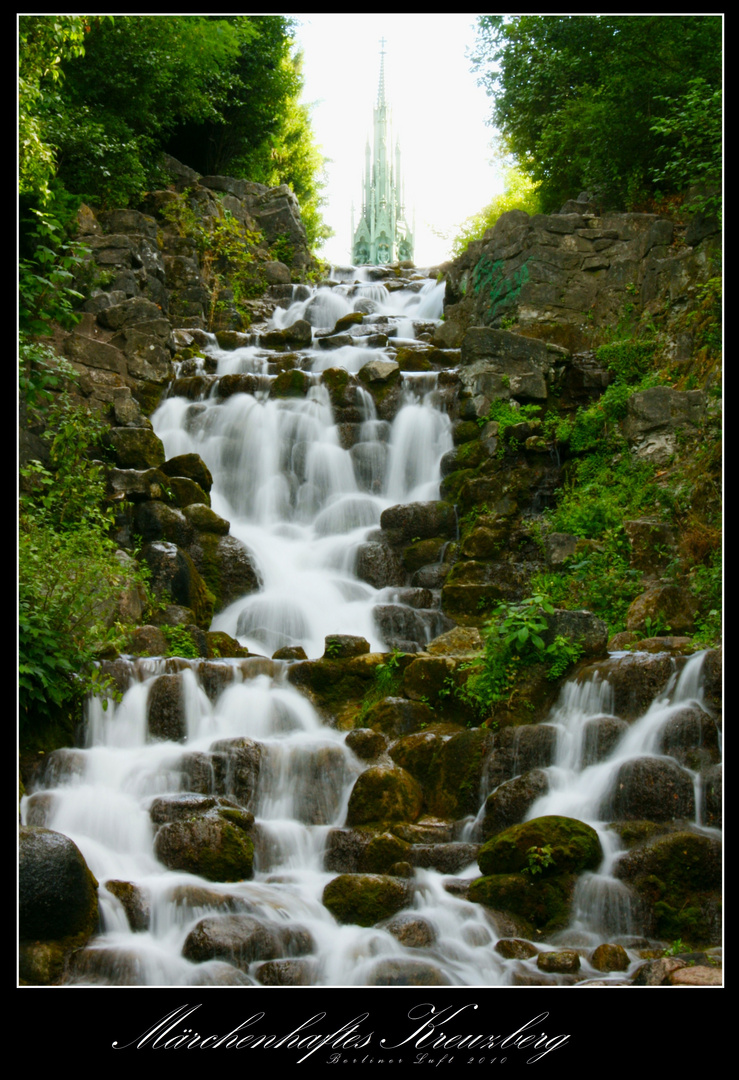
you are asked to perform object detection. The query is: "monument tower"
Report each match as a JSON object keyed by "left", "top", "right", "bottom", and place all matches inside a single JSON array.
[{"left": 351, "top": 40, "right": 414, "bottom": 265}]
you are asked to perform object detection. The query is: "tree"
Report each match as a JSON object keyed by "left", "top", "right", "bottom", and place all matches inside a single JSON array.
[
  {"left": 18, "top": 15, "right": 89, "bottom": 201},
  {"left": 451, "top": 163, "right": 542, "bottom": 256},
  {"left": 471, "top": 15, "right": 722, "bottom": 212},
  {"left": 47, "top": 15, "right": 246, "bottom": 206}
]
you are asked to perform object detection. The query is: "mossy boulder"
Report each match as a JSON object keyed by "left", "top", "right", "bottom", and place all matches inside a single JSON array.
[
  {"left": 656, "top": 706, "right": 720, "bottom": 771},
  {"left": 581, "top": 716, "right": 629, "bottom": 765},
  {"left": 105, "top": 879, "right": 151, "bottom": 932},
  {"left": 322, "top": 873, "right": 411, "bottom": 927},
  {"left": 575, "top": 654, "right": 674, "bottom": 721},
  {"left": 382, "top": 913, "right": 437, "bottom": 948},
  {"left": 362, "top": 697, "right": 435, "bottom": 739},
  {"left": 365, "top": 958, "right": 452, "bottom": 986},
  {"left": 140, "top": 541, "right": 215, "bottom": 629},
  {"left": 590, "top": 943, "right": 630, "bottom": 972},
  {"left": 478, "top": 816, "right": 603, "bottom": 878},
  {"left": 345, "top": 727, "right": 388, "bottom": 761},
  {"left": 286, "top": 653, "right": 390, "bottom": 725},
  {"left": 182, "top": 913, "right": 311, "bottom": 970},
  {"left": 612, "top": 831, "right": 722, "bottom": 945},
  {"left": 389, "top": 725, "right": 494, "bottom": 819},
  {"left": 166, "top": 476, "right": 211, "bottom": 508},
  {"left": 105, "top": 427, "right": 166, "bottom": 469},
  {"left": 153, "top": 813, "right": 255, "bottom": 881},
  {"left": 427, "top": 728, "right": 496, "bottom": 819},
  {"left": 537, "top": 949, "right": 580, "bottom": 974},
  {"left": 468, "top": 872, "right": 577, "bottom": 934},
  {"left": 270, "top": 368, "right": 311, "bottom": 397},
  {"left": 380, "top": 500, "right": 457, "bottom": 544},
  {"left": 189, "top": 533, "right": 260, "bottom": 613},
  {"left": 323, "top": 634, "right": 370, "bottom": 659},
  {"left": 389, "top": 727, "right": 453, "bottom": 789},
  {"left": 160, "top": 453, "right": 213, "bottom": 492},
  {"left": 401, "top": 537, "right": 448, "bottom": 574},
  {"left": 346, "top": 764, "right": 423, "bottom": 827},
  {"left": 359, "top": 831, "right": 412, "bottom": 873}
]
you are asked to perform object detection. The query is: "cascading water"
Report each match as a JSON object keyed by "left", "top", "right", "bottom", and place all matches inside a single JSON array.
[{"left": 21, "top": 270, "right": 720, "bottom": 987}]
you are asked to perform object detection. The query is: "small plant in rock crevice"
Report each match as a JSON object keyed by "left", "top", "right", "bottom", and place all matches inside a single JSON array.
[
  {"left": 456, "top": 595, "right": 584, "bottom": 720},
  {"left": 522, "top": 844, "right": 556, "bottom": 876},
  {"left": 354, "top": 650, "right": 405, "bottom": 726}
]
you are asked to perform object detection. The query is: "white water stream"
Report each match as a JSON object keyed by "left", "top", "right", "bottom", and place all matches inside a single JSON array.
[{"left": 21, "top": 270, "right": 719, "bottom": 986}]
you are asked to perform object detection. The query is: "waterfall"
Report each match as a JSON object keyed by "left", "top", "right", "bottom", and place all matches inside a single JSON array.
[{"left": 20, "top": 270, "right": 720, "bottom": 988}]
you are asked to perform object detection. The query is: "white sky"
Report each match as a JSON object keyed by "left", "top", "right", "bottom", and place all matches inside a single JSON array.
[{"left": 289, "top": 13, "right": 504, "bottom": 267}]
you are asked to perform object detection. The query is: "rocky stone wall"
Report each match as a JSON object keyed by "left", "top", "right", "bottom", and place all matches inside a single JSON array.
[{"left": 437, "top": 202, "right": 720, "bottom": 354}]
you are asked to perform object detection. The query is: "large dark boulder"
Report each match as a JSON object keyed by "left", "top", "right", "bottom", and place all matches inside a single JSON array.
[
  {"left": 139, "top": 541, "right": 215, "bottom": 629},
  {"left": 575, "top": 653, "right": 675, "bottom": 721},
  {"left": 603, "top": 757, "right": 696, "bottom": 822},
  {"left": 613, "top": 831, "right": 722, "bottom": 945},
  {"left": 146, "top": 673, "right": 187, "bottom": 742},
  {"left": 105, "top": 427, "right": 166, "bottom": 469},
  {"left": 482, "top": 769, "right": 550, "bottom": 839},
  {"left": 485, "top": 725, "right": 559, "bottom": 789},
  {"left": 189, "top": 533, "right": 261, "bottom": 613},
  {"left": 182, "top": 913, "right": 311, "bottom": 969},
  {"left": 380, "top": 501, "right": 457, "bottom": 544},
  {"left": 19, "top": 827, "right": 99, "bottom": 942}
]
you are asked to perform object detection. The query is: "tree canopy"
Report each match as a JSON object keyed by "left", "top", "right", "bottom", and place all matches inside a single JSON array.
[
  {"left": 471, "top": 15, "right": 722, "bottom": 213},
  {"left": 18, "top": 15, "right": 330, "bottom": 246}
]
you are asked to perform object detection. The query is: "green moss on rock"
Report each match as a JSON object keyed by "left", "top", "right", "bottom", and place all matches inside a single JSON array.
[
  {"left": 478, "top": 815, "right": 603, "bottom": 878},
  {"left": 469, "top": 872, "right": 577, "bottom": 934},
  {"left": 345, "top": 765, "right": 423, "bottom": 827},
  {"left": 322, "top": 874, "right": 411, "bottom": 926}
]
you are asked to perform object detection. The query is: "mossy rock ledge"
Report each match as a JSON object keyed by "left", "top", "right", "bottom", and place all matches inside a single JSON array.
[{"left": 476, "top": 815, "right": 603, "bottom": 878}]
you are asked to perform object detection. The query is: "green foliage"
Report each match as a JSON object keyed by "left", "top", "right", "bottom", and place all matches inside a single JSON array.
[
  {"left": 355, "top": 651, "right": 405, "bottom": 725},
  {"left": 471, "top": 15, "right": 722, "bottom": 212},
  {"left": 651, "top": 78, "right": 722, "bottom": 220},
  {"left": 161, "top": 194, "right": 267, "bottom": 326},
  {"left": 19, "top": 15, "right": 329, "bottom": 243},
  {"left": 596, "top": 339, "right": 658, "bottom": 386},
  {"left": 19, "top": 380, "right": 149, "bottom": 732},
  {"left": 47, "top": 15, "right": 246, "bottom": 207},
  {"left": 270, "top": 233, "right": 295, "bottom": 267},
  {"left": 164, "top": 18, "right": 331, "bottom": 249},
  {"left": 451, "top": 165, "right": 542, "bottom": 256},
  {"left": 18, "top": 15, "right": 90, "bottom": 202},
  {"left": 459, "top": 596, "right": 583, "bottom": 718},
  {"left": 522, "top": 844, "right": 556, "bottom": 876},
  {"left": 19, "top": 338, "right": 78, "bottom": 424},
  {"left": 479, "top": 400, "right": 542, "bottom": 456},
  {"left": 19, "top": 197, "right": 89, "bottom": 335},
  {"left": 161, "top": 626, "right": 200, "bottom": 659}
]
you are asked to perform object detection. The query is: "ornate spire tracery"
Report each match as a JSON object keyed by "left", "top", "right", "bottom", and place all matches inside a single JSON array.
[{"left": 352, "top": 40, "right": 414, "bottom": 266}]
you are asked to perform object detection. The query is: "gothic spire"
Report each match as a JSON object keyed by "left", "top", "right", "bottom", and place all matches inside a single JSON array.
[{"left": 377, "top": 37, "right": 386, "bottom": 107}]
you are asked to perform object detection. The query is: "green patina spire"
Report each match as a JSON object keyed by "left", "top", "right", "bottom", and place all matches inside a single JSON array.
[{"left": 352, "top": 39, "right": 414, "bottom": 265}]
